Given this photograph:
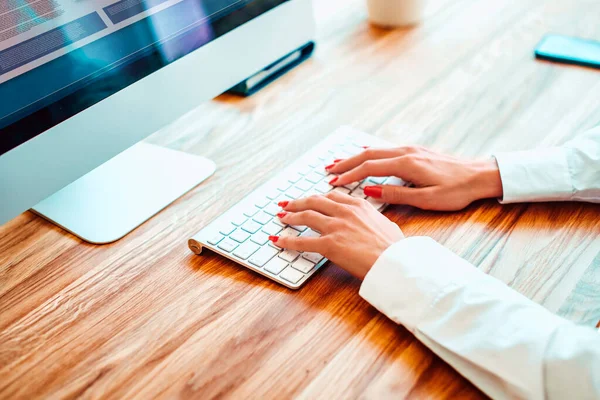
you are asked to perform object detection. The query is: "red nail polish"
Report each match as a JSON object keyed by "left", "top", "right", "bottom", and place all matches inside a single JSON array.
[
  {"left": 364, "top": 186, "right": 383, "bottom": 198},
  {"left": 277, "top": 212, "right": 287, "bottom": 218},
  {"left": 334, "top": 159, "right": 344, "bottom": 163},
  {"left": 329, "top": 176, "right": 339, "bottom": 185},
  {"left": 325, "top": 163, "right": 335, "bottom": 170},
  {"left": 362, "top": 146, "right": 370, "bottom": 149},
  {"left": 278, "top": 201, "right": 289, "bottom": 208},
  {"left": 269, "top": 236, "right": 279, "bottom": 243}
]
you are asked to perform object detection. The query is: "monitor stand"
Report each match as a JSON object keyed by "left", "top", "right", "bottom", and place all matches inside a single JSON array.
[{"left": 31, "top": 143, "right": 216, "bottom": 244}]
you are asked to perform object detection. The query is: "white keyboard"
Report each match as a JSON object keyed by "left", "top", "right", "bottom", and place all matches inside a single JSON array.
[{"left": 188, "top": 127, "right": 404, "bottom": 289}]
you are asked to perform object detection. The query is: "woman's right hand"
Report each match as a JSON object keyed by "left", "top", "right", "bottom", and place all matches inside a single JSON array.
[{"left": 326, "top": 146, "right": 504, "bottom": 211}]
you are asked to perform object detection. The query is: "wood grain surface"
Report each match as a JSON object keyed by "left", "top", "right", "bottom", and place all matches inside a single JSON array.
[{"left": 2, "top": 0, "right": 600, "bottom": 398}]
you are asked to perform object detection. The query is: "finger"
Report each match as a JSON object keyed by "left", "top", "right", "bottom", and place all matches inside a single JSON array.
[
  {"left": 278, "top": 210, "right": 332, "bottom": 233},
  {"left": 334, "top": 158, "right": 402, "bottom": 187},
  {"left": 326, "top": 146, "right": 418, "bottom": 174},
  {"left": 323, "top": 190, "right": 361, "bottom": 205},
  {"left": 326, "top": 148, "right": 397, "bottom": 173},
  {"left": 282, "top": 195, "right": 346, "bottom": 216},
  {"left": 366, "top": 185, "right": 438, "bottom": 209},
  {"left": 272, "top": 235, "right": 324, "bottom": 253}
]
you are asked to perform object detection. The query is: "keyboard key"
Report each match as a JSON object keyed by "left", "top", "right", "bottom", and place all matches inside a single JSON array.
[
  {"left": 291, "top": 225, "right": 308, "bottom": 233},
  {"left": 255, "top": 198, "right": 270, "bottom": 208},
  {"left": 307, "top": 158, "right": 321, "bottom": 168},
  {"left": 280, "top": 267, "right": 304, "bottom": 284},
  {"left": 217, "top": 238, "right": 238, "bottom": 252},
  {"left": 301, "top": 229, "right": 321, "bottom": 238},
  {"left": 342, "top": 144, "right": 362, "bottom": 155},
  {"left": 296, "top": 180, "right": 313, "bottom": 191},
  {"left": 292, "top": 258, "right": 316, "bottom": 273},
  {"left": 251, "top": 232, "right": 269, "bottom": 245},
  {"left": 351, "top": 191, "right": 366, "bottom": 199},
  {"left": 302, "top": 252, "right": 324, "bottom": 264},
  {"left": 230, "top": 229, "right": 250, "bottom": 243},
  {"left": 368, "top": 177, "right": 388, "bottom": 185},
  {"left": 285, "top": 187, "right": 304, "bottom": 200},
  {"left": 317, "top": 152, "right": 329, "bottom": 161},
  {"left": 253, "top": 212, "right": 272, "bottom": 225},
  {"left": 358, "top": 180, "right": 370, "bottom": 189},
  {"left": 248, "top": 246, "right": 279, "bottom": 267},
  {"left": 264, "top": 257, "right": 288, "bottom": 275},
  {"left": 219, "top": 223, "right": 236, "bottom": 236},
  {"left": 263, "top": 202, "right": 281, "bottom": 216},
  {"left": 242, "top": 220, "right": 262, "bottom": 234},
  {"left": 262, "top": 222, "right": 283, "bottom": 235},
  {"left": 266, "top": 190, "right": 281, "bottom": 200},
  {"left": 385, "top": 176, "right": 406, "bottom": 187},
  {"left": 333, "top": 187, "right": 351, "bottom": 195},
  {"left": 302, "top": 189, "right": 320, "bottom": 198},
  {"left": 280, "top": 227, "right": 300, "bottom": 238},
  {"left": 243, "top": 206, "right": 259, "bottom": 218},
  {"left": 207, "top": 234, "right": 224, "bottom": 245},
  {"left": 297, "top": 165, "right": 312, "bottom": 176},
  {"left": 287, "top": 172, "right": 303, "bottom": 184},
  {"left": 231, "top": 215, "right": 247, "bottom": 227},
  {"left": 233, "top": 242, "right": 260, "bottom": 260},
  {"left": 305, "top": 172, "right": 323, "bottom": 184},
  {"left": 277, "top": 182, "right": 292, "bottom": 192},
  {"left": 314, "top": 181, "right": 333, "bottom": 193},
  {"left": 344, "top": 182, "right": 360, "bottom": 190},
  {"left": 279, "top": 249, "right": 300, "bottom": 262}
]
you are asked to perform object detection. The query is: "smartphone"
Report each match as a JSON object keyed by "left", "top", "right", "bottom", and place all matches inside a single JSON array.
[{"left": 535, "top": 34, "right": 600, "bottom": 70}]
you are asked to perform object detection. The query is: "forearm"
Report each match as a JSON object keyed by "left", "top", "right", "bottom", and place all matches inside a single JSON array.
[
  {"left": 360, "top": 237, "right": 600, "bottom": 399},
  {"left": 492, "top": 126, "right": 600, "bottom": 204}
]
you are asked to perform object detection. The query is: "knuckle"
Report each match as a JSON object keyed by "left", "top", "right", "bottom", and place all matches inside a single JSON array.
[
  {"left": 405, "top": 145, "right": 423, "bottom": 154},
  {"left": 306, "top": 195, "right": 321, "bottom": 207},
  {"left": 402, "top": 154, "right": 419, "bottom": 167},
  {"left": 363, "top": 160, "right": 375, "bottom": 171},
  {"left": 363, "top": 148, "right": 376, "bottom": 158}
]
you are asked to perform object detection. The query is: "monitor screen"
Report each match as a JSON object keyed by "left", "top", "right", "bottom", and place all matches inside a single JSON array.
[{"left": 0, "top": 0, "right": 288, "bottom": 155}]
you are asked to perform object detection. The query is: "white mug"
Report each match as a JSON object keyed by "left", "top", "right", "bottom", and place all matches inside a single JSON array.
[{"left": 366, "top": 0, "right": 426, "bottom": 28}]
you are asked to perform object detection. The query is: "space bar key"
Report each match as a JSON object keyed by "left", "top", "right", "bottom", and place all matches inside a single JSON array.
[{"left": 249, "top": 246, "right": 279, "bottom": 267}]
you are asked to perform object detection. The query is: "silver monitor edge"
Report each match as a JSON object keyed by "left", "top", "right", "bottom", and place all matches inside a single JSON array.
[{"left": 0, "top": 0, "right": 315, "bottom": 226}]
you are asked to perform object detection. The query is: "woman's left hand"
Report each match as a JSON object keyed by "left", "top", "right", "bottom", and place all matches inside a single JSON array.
[{"left": 271, "top": 191, "right": 404, "bottom": 280}]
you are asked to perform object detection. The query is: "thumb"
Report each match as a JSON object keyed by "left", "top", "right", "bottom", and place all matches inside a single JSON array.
[{"left": 375, "top": 185, "right": 436, "bottom": 209}]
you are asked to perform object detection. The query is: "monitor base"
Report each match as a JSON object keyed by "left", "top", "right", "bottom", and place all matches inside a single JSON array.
[{"left": 32, "top": 143, "right": 216, "bottom": 244}]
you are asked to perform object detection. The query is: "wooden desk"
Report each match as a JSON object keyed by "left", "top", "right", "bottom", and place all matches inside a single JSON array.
[{"left": 2, "top": 0, "right": 599, "bottom": 398}]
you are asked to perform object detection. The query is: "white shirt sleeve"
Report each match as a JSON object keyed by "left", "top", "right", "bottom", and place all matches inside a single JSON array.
[
  {"left": 493, "top": 126, "right": 600, "bottom": 204},
  {"left": 360, "top": 237, "right": 600, "bottom": 400}
]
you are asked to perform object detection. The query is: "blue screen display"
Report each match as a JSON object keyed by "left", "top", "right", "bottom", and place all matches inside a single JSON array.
[{"left": 0, "top": 0, "right": 287, "bottom": 155}]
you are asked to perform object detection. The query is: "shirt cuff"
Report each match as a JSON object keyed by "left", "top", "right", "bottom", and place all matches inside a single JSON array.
[
  {"left": 493, "top": 147, "right": 573, "bottom": 204},
  {"left": 359, "top": 236, "right": 482, "bottom": 333}
]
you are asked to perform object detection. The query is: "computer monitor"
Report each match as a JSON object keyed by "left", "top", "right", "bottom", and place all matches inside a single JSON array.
[{"left": 0, "top": 0, "right": 315, "bottom": 243}]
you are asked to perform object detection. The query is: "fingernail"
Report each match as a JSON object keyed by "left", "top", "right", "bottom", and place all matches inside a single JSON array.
[
  {"left": 362, "top": 146, "right": 370, "bottom": 149},
  {"left": 278, "top": 201, "right": 289, "bottom": 208},
  {"left": 325, "top": 163, "right": 335, "bottom": 170},
  {"left": 269, "top": 236, "right": 279, "bottom": 243},
  {"left": 334, "top": 159, "right": 344, "bottom": 163},
  {"left": 329, "top": 176, "right": 339, "bottom": 185},
  {"left": 277, "top": 212, "right": 287, "bottom": 218},
  {"left": 364, "top": 186, "right": 383, "bottom": 198}
]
